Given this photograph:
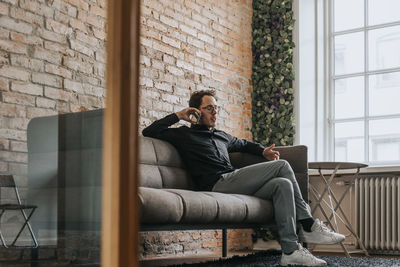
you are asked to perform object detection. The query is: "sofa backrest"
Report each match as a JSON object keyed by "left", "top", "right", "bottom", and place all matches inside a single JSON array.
[{"left": 139, "top": 136, "right": 195, "bottom": 190}]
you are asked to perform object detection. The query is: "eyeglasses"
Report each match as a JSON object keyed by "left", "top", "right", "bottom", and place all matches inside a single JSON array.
[{"left": 201, "top": 105, "right": 220, "bottom": 113}]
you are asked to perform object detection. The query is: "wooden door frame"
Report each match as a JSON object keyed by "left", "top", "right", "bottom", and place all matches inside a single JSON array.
[{"left": 102, "top": 0, "right": 141, "bottom": 266}]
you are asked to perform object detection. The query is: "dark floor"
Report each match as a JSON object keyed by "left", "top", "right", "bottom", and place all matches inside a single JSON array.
[{"left": 139, "top": 250, "right": 400, "bottom": 267}]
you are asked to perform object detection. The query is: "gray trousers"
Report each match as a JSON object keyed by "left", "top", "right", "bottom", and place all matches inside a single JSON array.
[{"left": 212, "top": 159, "right": 312, "bottom": 254}]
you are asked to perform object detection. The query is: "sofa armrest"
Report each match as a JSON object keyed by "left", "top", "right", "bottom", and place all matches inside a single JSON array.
[{"left": 229, "top": 145, "right": 309, "bottom": 202}]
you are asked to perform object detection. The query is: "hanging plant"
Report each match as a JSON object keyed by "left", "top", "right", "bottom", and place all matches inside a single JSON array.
[
  {"left": 252, "top": 0, "right": 295, "bottom": 147},
  {"left": 251, "top": 0, "right": 296, "bottom": 244}
]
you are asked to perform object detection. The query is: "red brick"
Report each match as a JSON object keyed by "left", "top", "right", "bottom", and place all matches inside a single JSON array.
[
  {"left": 45, "top": 63, "right": 73, "bottom": 79},
  {"left": 176, "top": 60, "right": 193, "bottom": 71},
  {"left": 69, "top": 39, "right": 94, "bottom": 57},
  {"left": 0, "top": 39, "right": 28, "bottom": 55},
  {"left": 0, "top": 51, "right": 8, "bottom": 65},
  {"left": 159, "top": 14, "right": 178, "bottom": 28},
  {"left": 76, "top": 31, "right": 99, "bottom": 47},
  {"left": 36, "top": 97, "right": 56, "bottom": 109},
  {"left": 69, "top": 18, "right": 87, "bottom": 33},
  {"left": 10, "top": 32, "right": 42, "bottom": 46},
  {"left": 0, "top": 2, "right": 8, "bottom": 16},
  {"left": 154, "top": 82, "right": 172, "bottom": 92},
  {"left": 0, "top": 151, "right": 27, "bottom": 163},
  {"left": 166, "top": 65, "right": 184, "bottom": 76},
  {"left": 10, "top": 141, "right": 27, "bottom": 153},
  {"left": 19, "top": 0, "right": 54, "bottom": 17},
  {"left": 32, "top": 73, "right": 62, "bottom": 88},
  {"left": 153, "top": 42, "right": 174, "bottom": 56},
  {"left": 37, "top": 28, "right": 66, "bottom": 43},
  {"left": 0, "top": 66, "right": 30, "bottom": 81},
  {"left": 2, "top": 92, "right": 35, "bottom": 106},
  {"left": 0, "top": 103, "right": 26, "bottom": 118},
  {"left": 161, "top": 36, "right": 180, "bottom": 49},
  {"left": 64, "top": 79, "right": 83, "bottom": 93},
  {"left": 46, "top": 19, "right": 71, "bottom": 35},
  {"left": 51, "top": 0, "right": 77, "bottom": 17},
  {"left": 90, "top": 5, "right": 106, "bottom": 18},
  {"left": 44, "top": 86, "right": 77, "bottom": 102},
  {"left": 26, "top": 107, "right": 57, "bottom": 119},
  {"left": 11, "top": 82, "right": 43, "bottom": 96},
  {"left": 10, "top": 7, "right": 43, "bottom": 27},
  {"left": 0, "top": 16, "right": 33, "bottom": 34},
  {"left": 83, "top": 85, "right": 104, "bottom": 97},
  {"left": 65, "top": 0, "right": 89, "bottom": 11},
  {"left": 78, "top": 11, "right": 105, "bottom": 29},
  {"left": 78, "top": 94, "right": 103, "bottom": 108},
  {"left": 179, "top": 24, "right": 197, "bottom": 37},
  {"left": 0, "top": 139, "right": 9, "bottom": 150},
  {"left": 0, "top": 128, "right": 26, "bottom": 143},
  {"left": 33, "top": 47, "right": 62, "bottom": 65},
  {"left": 44, "top": 41, "right": 75, "bottom": 56},
  {"left": 92, "top": 28, "right": 106, "bottom": 40}
]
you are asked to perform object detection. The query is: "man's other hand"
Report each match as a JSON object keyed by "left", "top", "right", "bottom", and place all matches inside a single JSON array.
[
  {"left": 262, "top": 144, "right": 280, "bottom": 161},
  {"left": 176, "top": 107, "right": 201, "bottom": 124}
]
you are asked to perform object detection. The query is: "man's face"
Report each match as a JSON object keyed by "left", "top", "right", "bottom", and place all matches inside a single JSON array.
[{"left": 198, "top": 95, "right": 218, "bottom": 128}]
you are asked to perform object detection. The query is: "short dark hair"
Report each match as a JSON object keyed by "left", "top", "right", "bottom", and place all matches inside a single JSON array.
[{"left": 189, "top": 90, "right": 216, "bottom": 109}]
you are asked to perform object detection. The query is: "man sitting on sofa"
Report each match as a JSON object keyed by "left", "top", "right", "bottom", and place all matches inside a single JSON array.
[{"left": 142, "top": 90, "right": 344, "bottom": 266}]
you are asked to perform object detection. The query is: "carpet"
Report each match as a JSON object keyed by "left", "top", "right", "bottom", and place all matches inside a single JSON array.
[{"left": 171, "top": 250, "right": 400, "bottom": 267}]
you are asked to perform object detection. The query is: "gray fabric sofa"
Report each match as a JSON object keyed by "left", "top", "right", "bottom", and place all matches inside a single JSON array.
[
  {"left": 25, "top": 109, "right": 309, "bottom": 255},
  {"left": 139, "top": 135, "right": 309, "bottom": 256}
]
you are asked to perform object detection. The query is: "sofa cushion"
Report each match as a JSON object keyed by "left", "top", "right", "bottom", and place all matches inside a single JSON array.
[
  {"left": 140, "top": 187, "right": 275, "bottom": 225},
  {"left": 139, "top": 187, "right": 184, "bottom": 224},
  {"left": 139, "top": 137, "right": 194, "bottom": 189},
  {"left": 164, "top": 189, "right": 218, "bottom": 223}
]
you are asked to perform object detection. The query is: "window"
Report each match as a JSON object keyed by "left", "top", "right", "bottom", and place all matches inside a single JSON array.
[{"left": 331, "top": 0, "right": 400, "bottom": 165}]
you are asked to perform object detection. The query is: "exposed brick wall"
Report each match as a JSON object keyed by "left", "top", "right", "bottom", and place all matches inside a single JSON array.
[
  {"left": 138, "top": 0, "right": 255, "bottom": 258},
  {"left": 0, "top": 0, "right": 256, "bottom": 260},
  {"left": 138, "top": 0, "right": 253, "bottom": 140},
  {"left": 0, "top": 0, "right": 106, "bottom": 184},
  {"left": 139, "top": 229, "right": 253, "bottom": 259}
]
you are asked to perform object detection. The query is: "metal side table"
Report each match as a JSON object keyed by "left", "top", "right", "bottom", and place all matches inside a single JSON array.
[{"left": 308, "top": 162, "right": 369, "bottom": 257}]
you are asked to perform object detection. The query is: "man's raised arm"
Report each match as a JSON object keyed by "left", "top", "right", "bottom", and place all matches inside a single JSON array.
[{"left": 142, "top": 107, "right": 201, "bottom": 140}]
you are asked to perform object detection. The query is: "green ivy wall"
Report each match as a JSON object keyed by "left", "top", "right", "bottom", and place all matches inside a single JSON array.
[{"left": 252, "top": 0, "right": 295, "bottom": 146}]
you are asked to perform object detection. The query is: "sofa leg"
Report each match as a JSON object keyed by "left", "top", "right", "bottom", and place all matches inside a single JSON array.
[{"left": 222, "top": 228, "right": 227, "bottom": 258}]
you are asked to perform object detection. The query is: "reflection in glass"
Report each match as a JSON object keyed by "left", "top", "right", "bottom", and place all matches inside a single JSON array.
[
  {"left": 334, "top": 76, "right": 364, "bottom": 119},
  {"left": 334, "top": 0, "right": 364, "bottom": 32},
  {"left": 335, "top": 32, "right": 364, "bottom": 75},
  {"left": 335, "top": 121, "right": 365, "bottom": 162},
  {"left": 368, "top": 0, "right": 400, "bottom": 26},
  {"left": 369, "top": 25, "right": 400, "bottom": 71},
  {"left": 369, "top": 118, "right": 400, "bottom": 163},
  {"left": 369, "top": 72, "right": 400, "bottom": 116}
]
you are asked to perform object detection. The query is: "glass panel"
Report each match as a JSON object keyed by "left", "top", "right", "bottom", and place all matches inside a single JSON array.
[
  {"left": 0, "top": 2, "right": 106, "bottom": 264},
  {"left": 369, "top": 72, "right": 400, "bottom": 116},
  {"left": 334, "top": 0, "right": 364, "bottom": 32},
  {"left": 368, "top": 25, "right": 400, "bottom": 71},
  {"left": 369, "top": 118, "right": 400, "bottom": 163},
  {"left": 335, "top": 121, "right": 365, "bottom": 162},
  {"left": 368, "top": 0, "right": 400, "bottom": 26},
  {"left": 335, "top": 32, "right": 364, "bottom": 75},
  {"left": 334, "top": 76, "right": 364, "bottom": 119}
]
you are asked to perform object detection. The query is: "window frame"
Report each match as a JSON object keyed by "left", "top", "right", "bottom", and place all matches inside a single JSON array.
[{"left": 329, "top": 0, "right": 400, "bottom": 165}]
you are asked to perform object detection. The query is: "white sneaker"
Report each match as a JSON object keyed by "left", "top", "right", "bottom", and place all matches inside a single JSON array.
[
  {"left": 299, "top": 218, "right": 345, "bottom": 245},
  {"left": 280, "top": 243, "right": 327, "bottom": 266}
]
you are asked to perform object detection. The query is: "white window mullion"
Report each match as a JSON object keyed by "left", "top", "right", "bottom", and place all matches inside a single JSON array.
[
  {"left": 328, "top": 0, "right": 334, "bottom": 161},
  {"left": 364, "top": 0, "right": 369, "bottom": 163}
]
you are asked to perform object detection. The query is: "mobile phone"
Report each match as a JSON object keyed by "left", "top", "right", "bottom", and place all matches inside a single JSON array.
[{"left": 190, "top": 112, "right": 201, "bottom": 124}]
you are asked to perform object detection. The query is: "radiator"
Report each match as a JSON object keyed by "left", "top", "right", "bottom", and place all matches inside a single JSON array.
[{"left": 355, "top": 176, "right": 400, "bottom": 254}]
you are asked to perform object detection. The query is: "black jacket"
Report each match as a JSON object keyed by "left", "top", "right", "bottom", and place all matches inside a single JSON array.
[{"left": 142, "top": 113, "right": 266, "bottom": 190}]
